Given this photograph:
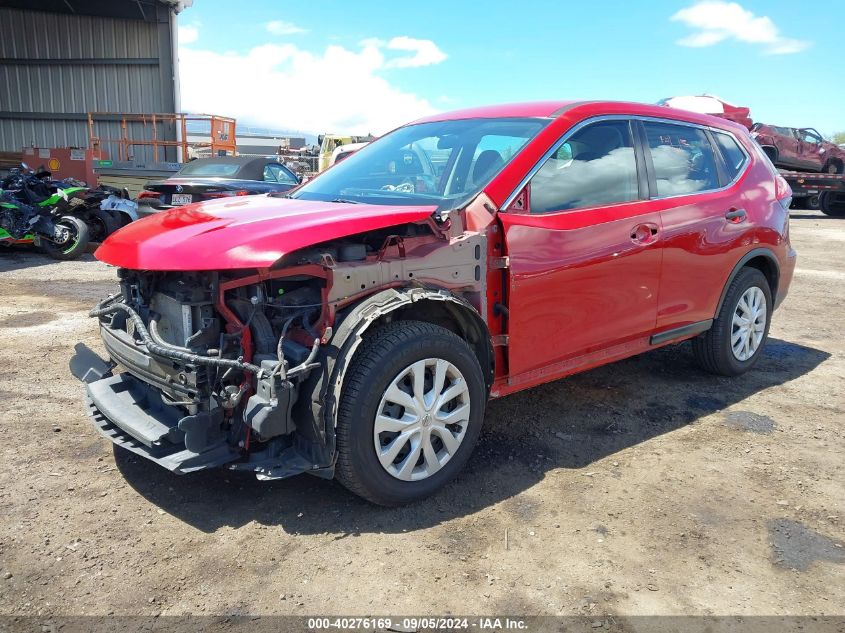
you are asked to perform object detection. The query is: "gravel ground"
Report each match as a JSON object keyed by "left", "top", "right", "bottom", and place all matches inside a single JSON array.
[{"left": 0, "top": 210, "right": 842, "bottom": 620}]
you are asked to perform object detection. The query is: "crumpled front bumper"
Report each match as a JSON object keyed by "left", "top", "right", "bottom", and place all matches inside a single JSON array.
[
  {"left": 69, "top": 342, "right": 336, "bottom": 481},
  {"left": 70, "top": 343, "right": 238, "bottom": 474}
]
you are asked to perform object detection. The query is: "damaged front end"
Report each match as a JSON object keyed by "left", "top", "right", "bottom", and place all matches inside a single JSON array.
[
  {"left": 71, "top": 216, "right": 490, "bottom": 481},
  {"left": 72, "top": 264, "right": 336, "bottom": 480}
]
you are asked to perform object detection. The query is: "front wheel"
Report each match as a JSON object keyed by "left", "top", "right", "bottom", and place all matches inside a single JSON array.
[
  {"left": 692, "top": 268, "right": 772, "bottom": 376},
  {"left": 336, "top": 320, "right": 487, "bottom": 506},
  {"left": 823, "top": 161, "right": 842, "bottom": 175},
  {"left": 40, "top": 216, "right": 90, "bottom": 260}
]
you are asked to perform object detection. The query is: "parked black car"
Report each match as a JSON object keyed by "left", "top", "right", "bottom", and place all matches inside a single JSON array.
[{"left": 136, "top": 156, "right": 300, "bottom": 216}]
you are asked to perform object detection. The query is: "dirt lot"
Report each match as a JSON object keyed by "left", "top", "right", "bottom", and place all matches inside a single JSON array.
[{"left": 0, "top": 210, "right": 842, "bottom": 620}]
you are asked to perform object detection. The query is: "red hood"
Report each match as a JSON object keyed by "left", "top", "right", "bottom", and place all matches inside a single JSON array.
[{"left": 96, "top": 196, "right": 436, "bottom": 270}]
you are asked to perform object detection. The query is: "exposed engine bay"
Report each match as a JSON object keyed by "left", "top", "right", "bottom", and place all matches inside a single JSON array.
[{"left": 73, "top": 220, "right": 489, "bottom": 479}]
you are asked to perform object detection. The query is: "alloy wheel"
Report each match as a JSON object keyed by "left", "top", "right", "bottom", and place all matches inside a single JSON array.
[
  {"left": 731, "top": 286, "right": 767, "bottom": 361},
  {"left": 373, "top": 357, "right": 470, "bottom": 481}
]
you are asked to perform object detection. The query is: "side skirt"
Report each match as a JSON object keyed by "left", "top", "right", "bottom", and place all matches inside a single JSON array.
[{"left": 649, "top": 319, "right": 713, "bottom": 346}]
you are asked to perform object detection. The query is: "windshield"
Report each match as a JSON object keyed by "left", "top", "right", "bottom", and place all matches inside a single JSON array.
[{"left": 291, "top": 118, "right": 548, "bottom": 209}]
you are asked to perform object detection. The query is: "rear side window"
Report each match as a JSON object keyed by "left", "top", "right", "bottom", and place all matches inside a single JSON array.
[
  {"left": 264, "top": 163, "right": 297, "bottom": 184},
  {"left": 177, "top": 161, "right": 241, "bottom": 177},
  {"left": 529, "top": 120, "right": 639, "bottom": 213},
  {"left": 643, "top": 121, "right": 720, "bottom": 197},
  {"left": 712, "top": 132, "right": 747, "bottom": 181}
]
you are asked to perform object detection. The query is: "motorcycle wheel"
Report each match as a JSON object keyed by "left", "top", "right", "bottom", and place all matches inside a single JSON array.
[
  {"left": 88, "top": 208, "right": 119, "bottom": 242},
  {"left": 40, "top": 216, "right": 90, "bottom": 260}
]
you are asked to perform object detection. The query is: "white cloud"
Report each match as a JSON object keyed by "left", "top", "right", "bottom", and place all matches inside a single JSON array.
[
  {"left": 384, "top": 36, "right": 447, "bottom": 68},
  {"left": 266, "top": 20, "right": 306, "bottom": 36},
  {"left": 178, "top": 39, "right": 446, "bottom": 135},
  {"left": 178, "top": 24, "right": 199, "bottom": 44},
  {"left": 671, "top": 2, "right": 810, "bottom": 55}
]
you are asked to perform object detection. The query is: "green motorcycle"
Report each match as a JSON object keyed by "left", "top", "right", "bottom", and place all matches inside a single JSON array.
[{"left": 0, "top": 166, "right": 90, "bottom": 260}]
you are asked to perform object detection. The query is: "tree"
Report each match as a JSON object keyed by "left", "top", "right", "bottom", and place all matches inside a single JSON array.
[{"left": 831, "top": 131, "right": 845, "bottom": 145}]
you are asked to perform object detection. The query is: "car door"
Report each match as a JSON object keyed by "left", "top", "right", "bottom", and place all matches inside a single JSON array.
[
  {"left": 638, "top": 119, "right": 752, "bottom": 331},
  {"left": 776, "top": 127, "right": 802, "bottom": 168},
  {"left": 797, "top": 128, "right": 825, "bottom": 170},
  {"left": 499, "top": 118, "right": 662, "bottom": 381}
]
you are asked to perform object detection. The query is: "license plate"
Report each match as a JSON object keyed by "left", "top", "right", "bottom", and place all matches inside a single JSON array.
[{"left": 171, "top": 193, "right": 192, "bottom": 205}]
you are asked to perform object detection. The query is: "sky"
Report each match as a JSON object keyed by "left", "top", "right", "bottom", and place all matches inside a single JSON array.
[{"left": 176, "top": 0, "right": 844, "bottom": 138}]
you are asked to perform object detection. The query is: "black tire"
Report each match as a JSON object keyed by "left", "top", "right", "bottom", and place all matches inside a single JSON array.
[
  {"left": 820, "top": 192, "right": 845, "bottom": 217},
  {"left": 117, "top": 211, "right": 134, "bottom": 228},
  {"left": 88, "top": 208, "right": 119, "bottom": 242},
  {"left": 40, "top": 216, "right": 90, "bottom": 260},
  {"left": 822, "top": 161, "right": 842, "bottom": 175},
  {"left": 692, "top": 267, "right": 772, "bottom": 376},
  {"left": 336, "top": 320, "right": 486, "bottom": 506},
  {"left": 806, "top": 194, "right": 821, "bottom": 211}
]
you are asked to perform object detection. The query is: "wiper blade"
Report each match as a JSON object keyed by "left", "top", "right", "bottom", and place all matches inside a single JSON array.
[{"left": 330, "top": 198, "right": 361, "bottom": 204}]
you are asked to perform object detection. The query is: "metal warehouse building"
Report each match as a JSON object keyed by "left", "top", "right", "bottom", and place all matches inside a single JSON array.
[{"left": 0, "top": 0, "right": 190, "bottom": 160}]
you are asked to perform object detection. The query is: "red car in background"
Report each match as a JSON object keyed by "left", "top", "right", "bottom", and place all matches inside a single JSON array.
[
  {"left": 751, "top": 124, "right": 845, "bottom": 174},
  {"left": 659, "top": 95, "right": 753, "bottom": 129},
  {"left": 72, "top": 101, "right": 796, "bottom": 505}
]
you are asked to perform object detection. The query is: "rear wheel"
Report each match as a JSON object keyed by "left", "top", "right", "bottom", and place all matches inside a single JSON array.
[
  {"left": 336, "top": 320, "right": 486, "bottom": 506},
  {"left": 88, "top": 209, "right": 119, "bottom": 242},
  {"left": 820, "top": 192, "right": 845, "bottom": 217},
  {"left": 40, "top": 216, "right": 89, "bottom": 260},
  {"left": 692, "top": 268, "right": 772, "bottom": 376}
]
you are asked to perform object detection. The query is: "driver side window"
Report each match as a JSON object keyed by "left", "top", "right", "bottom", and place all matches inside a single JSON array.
[
  {"left": 799, "top": 130, "right": 821, "bottom": 144},
  {"left": 529, "top": 120, "right": 639, "bottom": 213}
]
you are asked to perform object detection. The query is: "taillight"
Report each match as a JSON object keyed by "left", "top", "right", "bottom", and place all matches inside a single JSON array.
[
  {"left": 775, "top": 174, "right": 792, "bottom": 210},
  {"left": 136, "top": 190, "right": 160, "bottom": 200}
]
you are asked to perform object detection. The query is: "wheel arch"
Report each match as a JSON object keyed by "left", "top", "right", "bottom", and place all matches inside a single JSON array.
[
  {"left": 715, "top": 248, "right": 780, "bottom": 316},
  {"left": 333, "top": 287, "right": 494, "bottom": 391},
  {"left": 302, "top": 287, "right": 494, "bottom": 442},
  {"left": 824, "top": 156, "right": 844, "bottom": 173}
]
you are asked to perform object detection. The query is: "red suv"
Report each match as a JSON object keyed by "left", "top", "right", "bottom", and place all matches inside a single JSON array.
[
  {"left": 72, "top": 101, "right": 796, "bottom": 505},
  {"left": 751, "top": 123, "right": 845, "bottom": 174}
]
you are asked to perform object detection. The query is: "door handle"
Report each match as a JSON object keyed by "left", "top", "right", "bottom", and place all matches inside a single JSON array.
[
  {"left": 725, "top": 208, "right": 747, "bottom": 223},
  {"left": 630, "top": 223, "right": 659, "bottom": 244}
]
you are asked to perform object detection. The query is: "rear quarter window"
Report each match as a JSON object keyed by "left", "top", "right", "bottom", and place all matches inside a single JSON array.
[{"left": 713, "top": 132, "right": 748, "bottom": 181}]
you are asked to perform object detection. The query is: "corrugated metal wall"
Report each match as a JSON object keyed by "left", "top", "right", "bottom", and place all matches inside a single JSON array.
[{"left": 0, "top": 4, "right": 176, "bottom": 160}]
